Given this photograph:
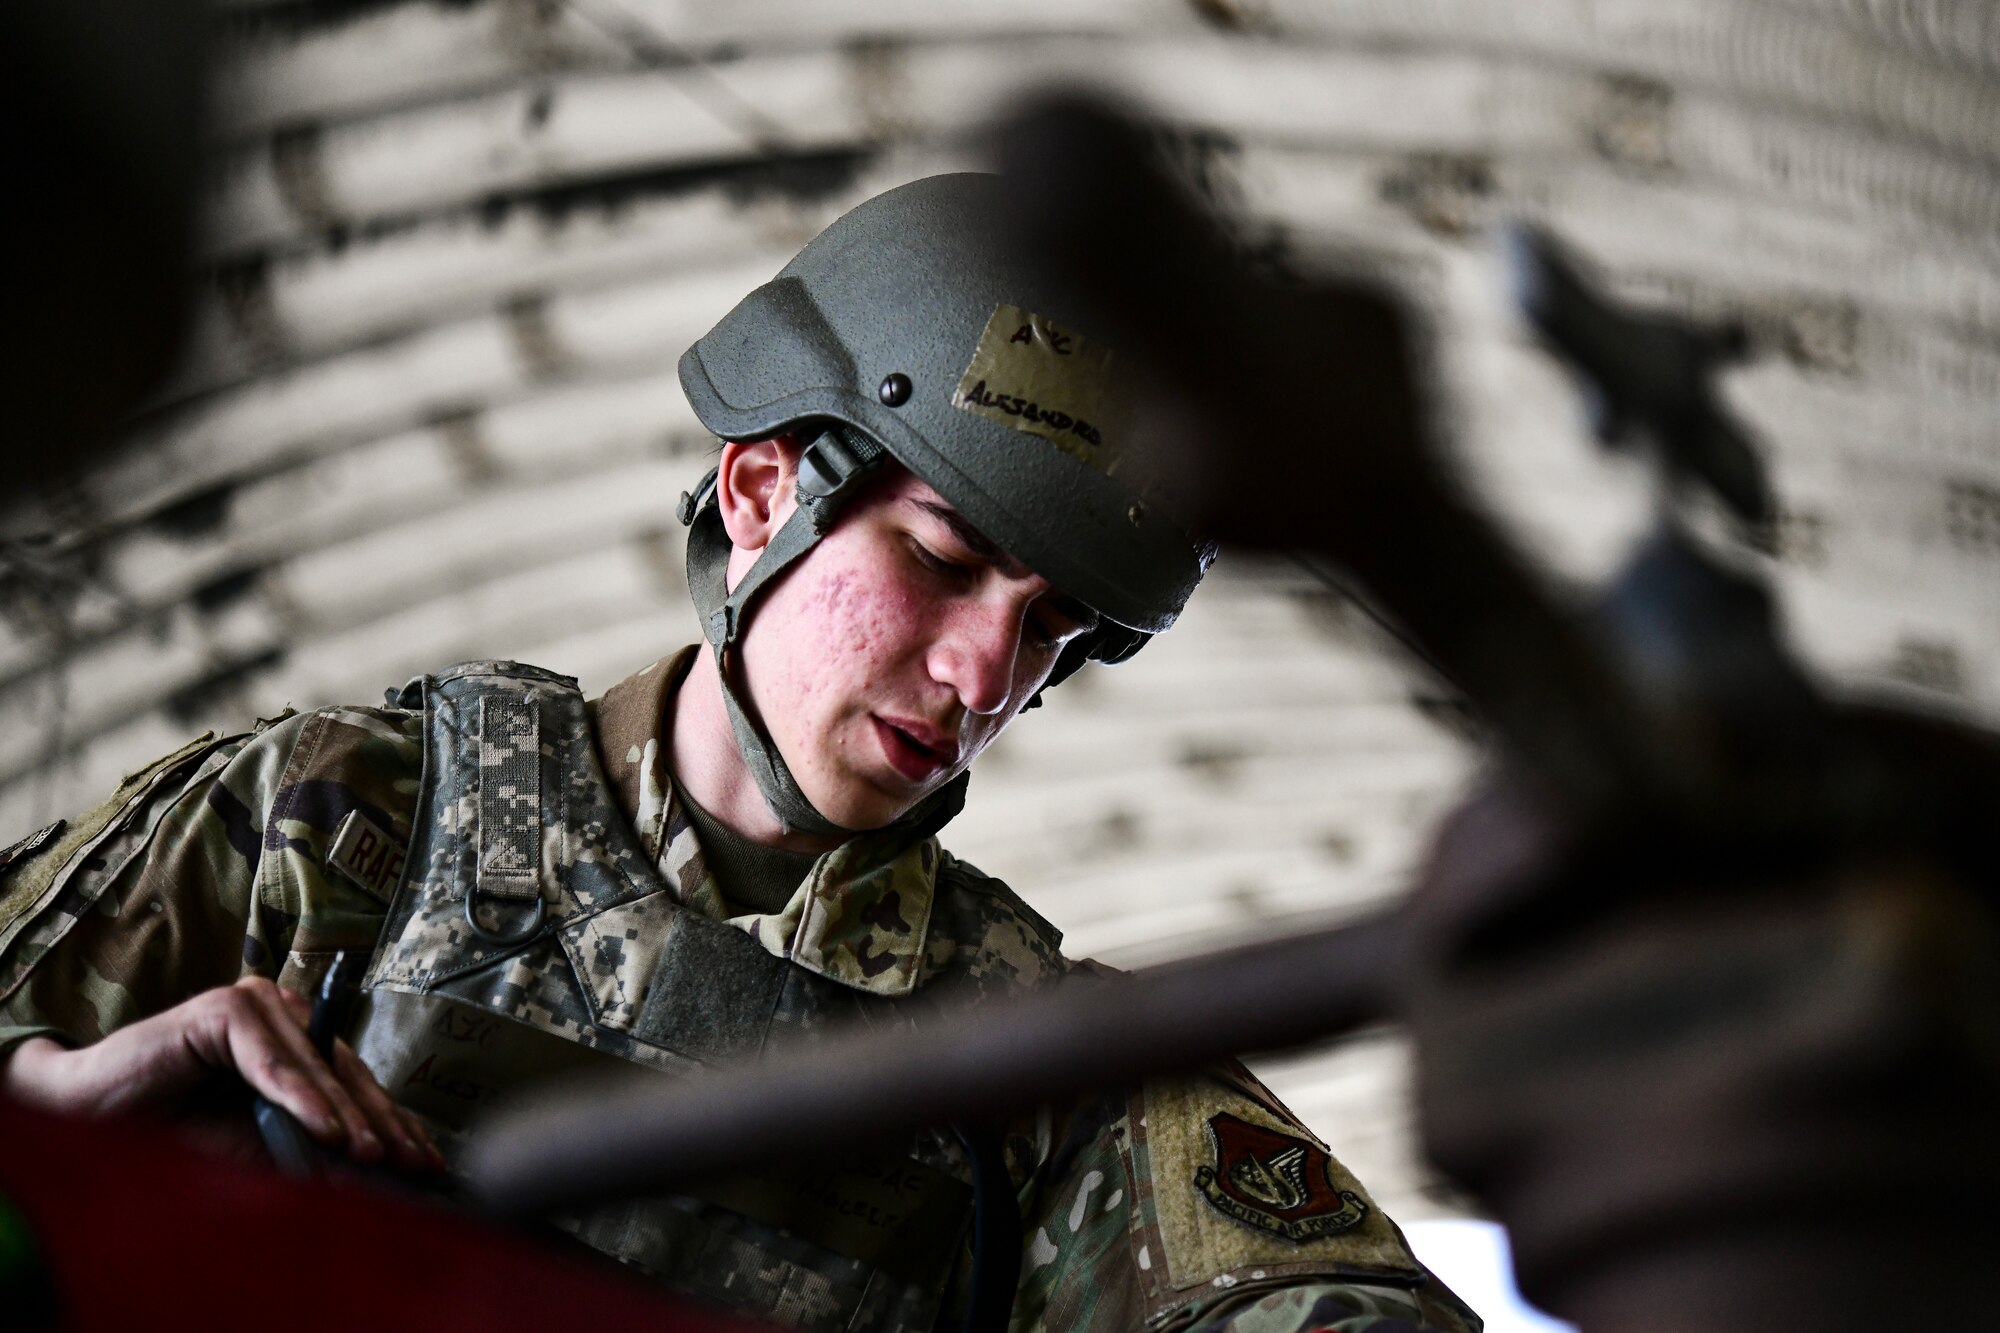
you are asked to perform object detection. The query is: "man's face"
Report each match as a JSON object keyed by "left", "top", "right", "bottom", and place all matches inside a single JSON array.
[{"left": 731, "top": 457, "right": 1099, "bottom": 831}]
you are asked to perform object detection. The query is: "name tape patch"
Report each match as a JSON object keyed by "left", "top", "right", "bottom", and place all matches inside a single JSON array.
[
  {"left": 953, "top": 303, "right": 1132, "bottom": 475},
  {"left": 329, "top": 809, "right": 408, "bottom": 902}
]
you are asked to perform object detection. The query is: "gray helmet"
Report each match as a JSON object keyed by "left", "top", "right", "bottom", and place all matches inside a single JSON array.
[{"left": 677, "top": 172, "right": 1213, "bottom": 837}]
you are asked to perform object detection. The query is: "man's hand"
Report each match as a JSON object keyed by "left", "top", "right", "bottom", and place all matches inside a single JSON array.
[{"left": 1, "top": 976, "right": 441, "bottom": 1172}]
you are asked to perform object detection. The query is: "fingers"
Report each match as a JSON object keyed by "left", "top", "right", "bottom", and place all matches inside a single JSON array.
[
  {"left": 222, "top": 977, "right": 383, "bottom": 1162},
  {"left": 272, "top": 985, "right": 442, "bottom": 1172},
  {"left": 328, "top": 1035, "right": 444, "bottom": 1172},
  {"left": 38, "top": 979, "right": 448, "bottom": 1174}
]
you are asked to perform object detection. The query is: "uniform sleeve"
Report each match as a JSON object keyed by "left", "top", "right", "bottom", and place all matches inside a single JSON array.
[
  {"left": 1009, "top": 1069, "right": 1481, "bottom": 1333},
  {"left": 0, "top": 706, "right": 419, "bottom": 1059}
]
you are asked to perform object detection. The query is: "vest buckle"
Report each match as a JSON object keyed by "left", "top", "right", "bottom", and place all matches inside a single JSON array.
[{"left": 464, "top": 889, "right": 547, "bottom": 946}]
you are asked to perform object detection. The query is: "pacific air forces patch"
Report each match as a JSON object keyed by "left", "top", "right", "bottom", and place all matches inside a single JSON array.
[
  {"left": 1194, "top": 1113, "right": 1368, "bottom": 1242},
  {"left": 1126, "top": 1074, "right": 1423, "bottom": 1303}
]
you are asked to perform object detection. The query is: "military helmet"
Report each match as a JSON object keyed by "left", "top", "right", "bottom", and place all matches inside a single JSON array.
[{"left": 677, "top": 172, "right": 1214, "bottom": 836}]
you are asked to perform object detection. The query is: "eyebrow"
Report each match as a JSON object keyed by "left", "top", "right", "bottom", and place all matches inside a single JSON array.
[{"left": 906, "top": 498, "right": 1102, "bottom": 630}]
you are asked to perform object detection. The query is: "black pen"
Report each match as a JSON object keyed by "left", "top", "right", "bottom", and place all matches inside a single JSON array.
[{"left": 252, "top": 950, "right": 367, "bottom": 1176}]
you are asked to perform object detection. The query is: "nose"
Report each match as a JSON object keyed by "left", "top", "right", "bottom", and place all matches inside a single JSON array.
[{"left": 928, "top": 596, "right": 1026, "bottom": 716}]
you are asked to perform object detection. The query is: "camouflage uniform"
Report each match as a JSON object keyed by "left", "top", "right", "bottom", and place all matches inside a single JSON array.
[{"left": 0, "top": 650, "right": 1478, "bottom": 1333}]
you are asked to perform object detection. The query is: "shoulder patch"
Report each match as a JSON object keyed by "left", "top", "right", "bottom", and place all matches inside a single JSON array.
[
  {"left": 1195, "top": 1113, "right": 1369, "bottom": 1242},
  {"left": 327, "top": 809, "right": 409, "bottom": 902},
  {"left": 1130, "top": 1075, "right": 1423, "bottom": 1299},
  {"left": 0, "top": 821, "right": 66, "bottom": 875}
]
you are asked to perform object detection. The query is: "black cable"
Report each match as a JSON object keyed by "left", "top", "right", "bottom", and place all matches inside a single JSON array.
[{"left": 950, "top": 1122, "right": 1021, "bottom": 1333}]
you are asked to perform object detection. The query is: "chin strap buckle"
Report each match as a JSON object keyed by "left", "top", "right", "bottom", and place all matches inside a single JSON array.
[
  {"left": 708, "top": 605, "right": 738, "bottom": 650},
  {"left": 679, "top": 465, "right": 722, "bottom": 526},
  {"left": 797, "top": 426, "right": 887, "bottom": 530}
]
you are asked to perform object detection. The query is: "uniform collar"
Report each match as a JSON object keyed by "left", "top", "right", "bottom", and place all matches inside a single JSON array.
[{"left": 590, "top": 648, "right": 939, "bottom": 997}]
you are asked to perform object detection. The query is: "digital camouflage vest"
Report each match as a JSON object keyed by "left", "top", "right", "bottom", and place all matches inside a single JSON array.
[{"left": 351, "top": 661, "right": 1063, "bottom": 1333}]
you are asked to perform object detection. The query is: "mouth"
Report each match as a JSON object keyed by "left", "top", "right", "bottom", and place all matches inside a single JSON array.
[{"left": 871, "top": 715, "right": 959, "bottom": 784}]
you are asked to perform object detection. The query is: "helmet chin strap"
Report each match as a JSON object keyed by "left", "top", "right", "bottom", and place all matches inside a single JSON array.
[{"left": 679, "top": 427, "right": 970, "bottom": 842}]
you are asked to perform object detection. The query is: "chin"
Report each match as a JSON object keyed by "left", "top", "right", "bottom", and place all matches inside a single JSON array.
[
  {"left": 810, "top": 786, "right": 919, "bottom": 834},
  {"left": 838, "top": 803, "right": 917, "bottom": 833}
]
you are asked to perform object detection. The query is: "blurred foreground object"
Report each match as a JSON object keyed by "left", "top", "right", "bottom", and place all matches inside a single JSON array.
[
  {"left": 0, "top": 1095, "right": 746, "bottom": 1332},
  {"left": 473, "top": 95, "right": 2000, "bottom": 1331},
  {"left": 0, "top": 1, "right": 206, "bottom": 492},
  {"left": 1001, "top": 98, "right": 2000, "bottom": 1332},
  {"left": 1002, "top": 97, "right": 2000, "bottom": 1332}
]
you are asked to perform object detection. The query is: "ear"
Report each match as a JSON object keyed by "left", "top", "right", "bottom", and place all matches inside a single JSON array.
[{"left": 715, "top": 435, "right": 803, "bottom": 556}]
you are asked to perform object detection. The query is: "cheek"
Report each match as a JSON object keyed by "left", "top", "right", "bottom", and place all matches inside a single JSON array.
[{"left": 770, "top": 563, "right": 925, "bottom": 707}]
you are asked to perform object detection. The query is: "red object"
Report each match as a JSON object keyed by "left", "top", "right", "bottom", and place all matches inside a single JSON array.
[{"left": 0, "top": 1095, "right": 761, "bottom": 1332}]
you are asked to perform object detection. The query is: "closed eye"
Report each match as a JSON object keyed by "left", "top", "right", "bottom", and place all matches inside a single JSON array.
[
  {"left": 902, "top": 502, "right": 1099, "bottom": 650},
  {"left": 907, "top": 538, "right": 978, "bottom": 584}
]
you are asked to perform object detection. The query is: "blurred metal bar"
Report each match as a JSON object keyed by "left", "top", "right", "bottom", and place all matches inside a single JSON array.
[{"left": 466, "top": 909, "right": 1406, "bottom": 1215}]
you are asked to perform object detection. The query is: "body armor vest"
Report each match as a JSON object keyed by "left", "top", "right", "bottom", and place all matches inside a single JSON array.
[{"left": 350, "top": 662, "right": 1007, "bottom": 1333}]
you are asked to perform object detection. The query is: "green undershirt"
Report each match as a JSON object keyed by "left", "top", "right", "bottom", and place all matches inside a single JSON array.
[{"left": 676, "top": 788, "right": 821, "bottom": 917}]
